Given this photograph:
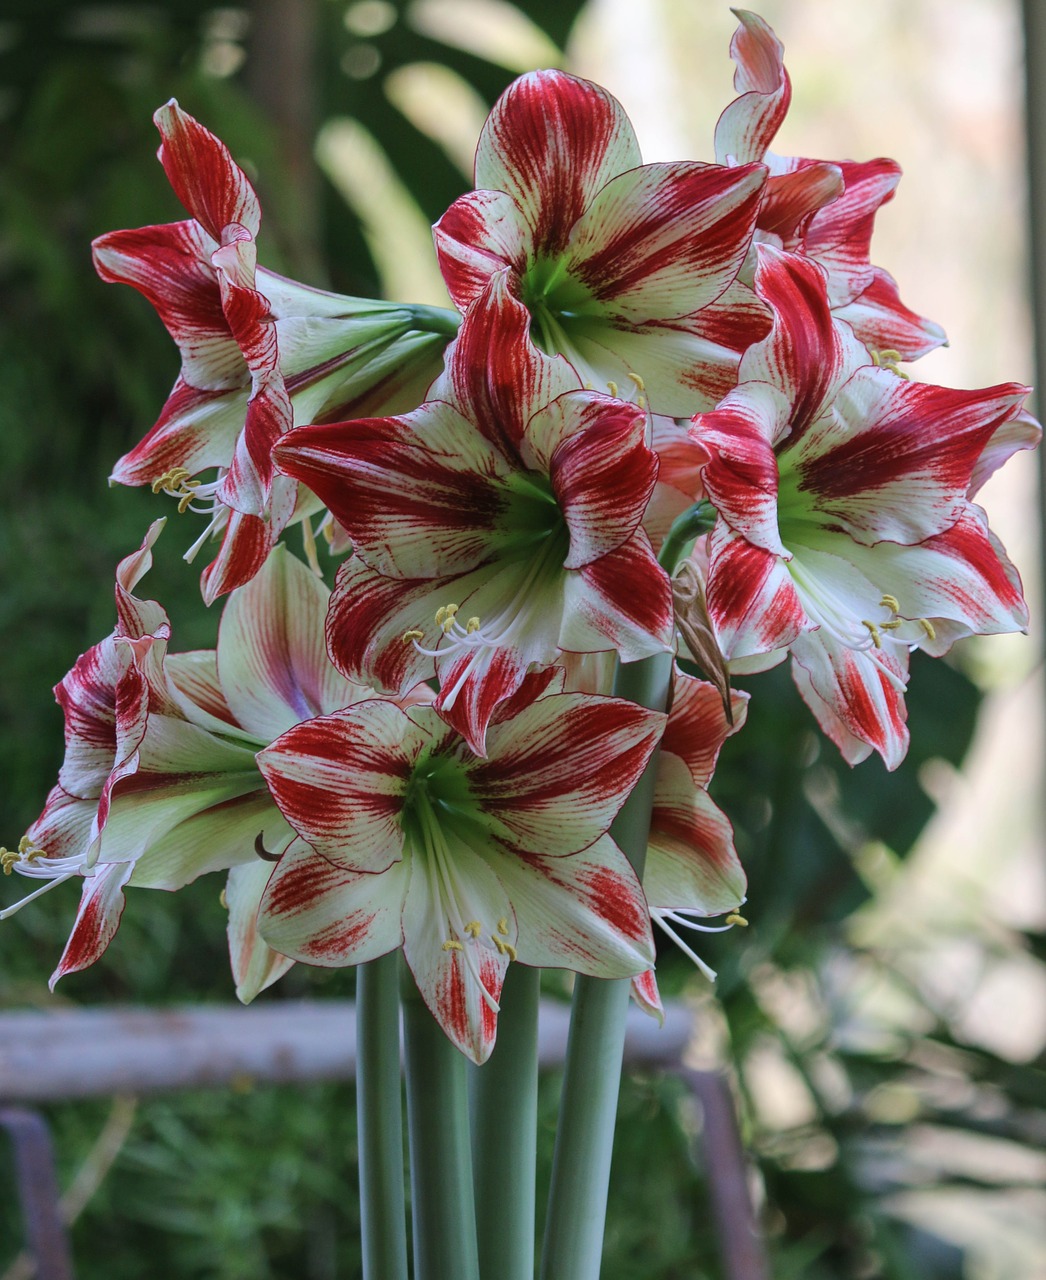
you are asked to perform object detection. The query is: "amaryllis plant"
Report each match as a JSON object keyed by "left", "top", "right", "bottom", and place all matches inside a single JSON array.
[{"left": 3, "top": 11, "right": 1037, "bottom": 1280}]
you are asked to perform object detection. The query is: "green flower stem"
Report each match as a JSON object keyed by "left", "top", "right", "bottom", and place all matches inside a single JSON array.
[
  {"left": 404, "top": 303, "right": 462, "bottom": 336},
  {"left": 657, "top": 499, "right": 716, "bottom": 577},
  {"left": 469, "top": 962, "right": 541, "bottom": 1280},
  {"left": 540, "top": 649, "right": 673, "bottom": 1280},
  {"left": 402, "top": 978, "right": 480, "bottom": 1280},
  {"left": 356, "top": 952, "right": 408, "bottom": 1280}
]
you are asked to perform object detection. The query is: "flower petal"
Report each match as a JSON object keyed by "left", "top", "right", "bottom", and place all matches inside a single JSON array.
[
  {"left": 533, "top": 393, "right": 655, "bottom": 568},
  {"left": 567, "top": 161, "right": 766, "bottom": 320},
  {"left": 433, "top": 188, "right": 530, "bottom": 311},
  {"left": 705, "top": 520, "right": 806, "bottom": 660},
  {"left": 258, "top": 840, "right": 407, "bottom": 965},
  {"left": 257, "top": 701, "right": 413, "bottom": 873},
  {"left": 559, "top": 532, "right": 674, "bottom": 660},
  {"left": 432, "top": 272, "right": 580, "bottom": 456},
  {"left": 714, "top": 10, "right": 790, "bottom": 165},
  {"left": 834, "top": 267, "right": 947, "bottom": 362},
  {"left": 485, "top": 833, "right": 654, "bottom": 974},
  {"left": 154, "top": 99, "right": 261, "bottom": 243},
  {"left": 468, "top": 691, "right": 665, "bottom": 856},
  {"left": 225, "top": 859, "right": 295, "bottom": 1003},
  {"left": 274, "top": 400, "right": 514, "bottom": 580},
  {"left": 49, "top": 861, "right": 133, "bottom": 988},
  {"left": 790, "top": 629, "right": 909, "bottom": 770},
  {"left": 662, "top": 671, "right": 749, "bottom": 789},
  {"left": 741, "top": 246, "right": 869, "bottom": 438},
  {"left": 474, "top": 70, "right": 642, "bottom": 258},
  {"left": 792, "top": 368, "right": 1028, "bottom": 545},
  {"left": 217, "top": 545, "right": 363, "bottom": 742}
]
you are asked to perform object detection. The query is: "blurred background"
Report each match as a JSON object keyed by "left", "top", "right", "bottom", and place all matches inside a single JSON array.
[{"left": 0, "top": 1, "right": 1043, "bottom": 1276}]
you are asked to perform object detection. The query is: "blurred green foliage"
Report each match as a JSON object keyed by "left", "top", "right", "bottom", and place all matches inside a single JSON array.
[{"left": 1, "top": 2, "right": 1044, "bottom": 1278}]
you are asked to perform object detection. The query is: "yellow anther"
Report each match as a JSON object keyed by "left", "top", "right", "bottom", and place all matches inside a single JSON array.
[
  {"left": 1, "top": 850, "right": 17, "bottom": 876},
  {"left": 493, "top": 936, "right": 518, "bottom": 961},
  {"left": 176, "top": 490, "right": 197, "bottom": 514},
  {"left": 466, "top": 616, "right": 481, "bottom": 634},
  {"left": 606, "top": 380, "right": 619, "bottom": 398},
  {"left": 464, "top": 920, "right": 483, "bottom": 938},
  {"left": 879, "top": 349, "right": 902, "bottom": 363},
  {"left": 872, "top": 349, "right": 909, "bottom": 380},
  {"left": 219, "top": 887, "right": 228, "bottom": 909},
  {"left": 627, "top": 371, "right": 646, "bottom": 392},
  {"left": 445, "top": 603, "right": 459, "bottom": 617},
  {"left": 402, "top": 629, "right": 425, "bottom": 643},
  {"left": 2, "top": 839, "right": 44, "bottom": 875},
  {"left": 496, "top": 919, "right": 510, "bottom": 936},
  {"left": 880, "top": 620, "right": 902, "bottom": 632},
  {"left": 636, "top": 394, "right": 647, "bottom": 410},
  {"left": 442, "top": 940, "right": 464, "bottom": 952},
  {"left": 725, "top": 911, "right": 749, "bottom": 927},
  {"left": 918, "top": 617, "right": 937, "bottom": 641},
  {"left": 151, "top": 466, "right": 192, "bottom": 494},
  {"left": 880, "top": 594, "right": 901, "bottom": 613},
  {"left": 862, "top": 620, "right": 883, "bottom": 649},
  {"left": 435, "top": 606, "right": 448, "bottom": 626}
]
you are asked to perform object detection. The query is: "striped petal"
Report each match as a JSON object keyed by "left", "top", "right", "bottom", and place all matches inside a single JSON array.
[
  {"left": 154, "top": 99, "right": 260, "bottom": 243},
  {"left": 258, "top": 840, "right": 407, "bottom": 966},
  {"left": 791, "top": 368, "right": 1028, "bottom": 546},
  {"left": 217, "top": 545, "right": 365, "bottom": 742},
  {"left": 692, "top": 380, "right": 792, "bottom": 554},
  {"left": 432, "top": 272, "right": 580, "bottom": 456},
  {"left": 534, "top": 393, "right": 655, "bottom": 568},
  {"left": 433, "top": 188, "right": 530, "bottom": 311},
  {"left": 402, "top": 837, "right": 512, "bottom": 1064},
  {"left": 801, "top": 159, "right": 900, "bottom": 307},
  {"left": 256, "top": 701, "right": 413, "bottom": 874},
  {"left": 49, "top": 862, "right": 133, "bottom": 988},
  {"left": 474, "top": 70, "right": 642, "bottom": 259},
  {"left": 834, "top": 267, "right": 947, "bottom": 362},
  {"left": 566, "top": 161, "right": 766, "bottom": 320},
  {"left": 741, "top": 246, "right": 869, "bottom": 439},
  {"left": 465, "top": 691, "right": 664, "bottom": 856},
  {"left": 274, "top": 400, "right": 514, "bottom": 580},
  {"left": 225, "top": 859, "right": 295, "bottom": 1004},
  {"left": 714, "top": 10, "right": 790, "bottom": 165},
  {"left": 790, "top": 629, "right": 909, "bottom": 770},
  {"left": 559, "top": 532, "right": 674, "bottom": 661},
  {"left": 91, "top": 222, "right": 242, "bottom": 392},
  {"left": 646, "top": 755, "right": 746, "bottom": 914},
  {"left": 662, "top": 672, "right": 749, "bottom": 789},
  {"left": 484, "top": 834, "right": 654, "bottom": 974},
  {"left": 705, "top": 521, "right": 806, "bottom": 660}
]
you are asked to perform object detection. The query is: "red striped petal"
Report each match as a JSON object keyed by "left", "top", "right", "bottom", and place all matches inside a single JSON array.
[
  {"left": 49, "top": 862, "right": 133, "bottom": 988},
  {"left": 705, "top": 522, "right": 806, "bottom": 660},
  {"left": 433, "top": 188, "right": 530, "bottom": 311},
  {"left": 714, "top": 10, "right": 790, "bottom": 164},
  {"left": 474, "top": 70, "right": 641, "bottom": 258},
  {"left": 154, "top": 100, "right": 261, "bottom": 243}
]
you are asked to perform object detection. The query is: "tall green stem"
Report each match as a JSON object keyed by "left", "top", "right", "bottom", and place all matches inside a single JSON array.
[
  {"left": 470, "top": 962, "right": 541, "bottom": 1280},
  {"left": 356, "top": 953, "right": 408, "bottom": 1280},
  {"left": 403, "top": 981, "right": 480, "bottom": 1280},
  {"left": 540, "top": 651, "right": 673, "bottom": 1280}
]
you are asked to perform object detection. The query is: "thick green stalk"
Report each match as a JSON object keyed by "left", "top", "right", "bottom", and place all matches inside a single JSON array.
[
  {"left": 402, "top": 982, "right": 480, "bottom": 1280},
  {"left": 540, "top": 650, "right": 673, "bottom": 1280},
  {"left": 356, "top": 953, "right": 408, "bottom": 1280},
  {"left": 404, "top": 302, "right": 462, "bottom": 337},
  {"left": 469, "top": 962, "right": 541, "bottom": 1280}
]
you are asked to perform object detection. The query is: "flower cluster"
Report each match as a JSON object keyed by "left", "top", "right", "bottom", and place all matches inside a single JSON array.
[{"left": 4, "top": 11, "right": 1036, "bottom": 1062}]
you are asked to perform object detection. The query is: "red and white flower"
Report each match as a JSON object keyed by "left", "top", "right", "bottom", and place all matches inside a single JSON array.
[
  {"left": 94, "top": 101, "right": 455, "bottom": 602},
  {"left": 1, "top": 527, "right": 382, "bottom": 997},
  {"left": 692, "top": 247, "right": 1034, "bottom": 769},
  {"left": 274, "top": 275, "right": 675, "bottom": 755},
  {"left": 715, "top": 10, "right": 946, "bottom": 362},
  {"left": 255, "top": 677, "right": 661, "bottom": 1063},
  {"left": 433, "top": 69, "right": 767, "bottom": 415}
]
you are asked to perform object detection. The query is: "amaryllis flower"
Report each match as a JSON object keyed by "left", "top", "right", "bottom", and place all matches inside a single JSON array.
[
  {"left": 94, "top": 100, "right": 455, "bottom": 602},
  {"left": 1, "top": 527, "right": 382, "bottom": 997},
  {"left": 274, "top": 275, "right": 675, "bottom": 755},
  {"left": 692, "top": 246, "right": 1034, "bottom": 769},
  {"left": 715, "top": 10, "right": 946, "bottom": 362},
  {"left": 433, "top": 68, "right": 767, "bottom": 415},
  {"left": 254, "top": 676, "right": 661, "bottom": 1062}
]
